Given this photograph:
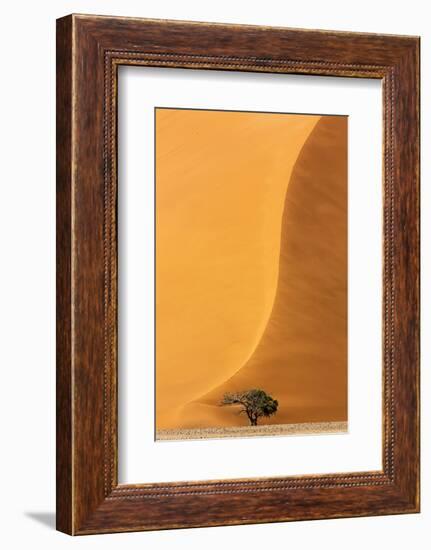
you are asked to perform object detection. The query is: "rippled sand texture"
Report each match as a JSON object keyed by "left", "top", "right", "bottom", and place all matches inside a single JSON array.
[{"left": 155, "top": 109, "right": 347, "bottom": 431}]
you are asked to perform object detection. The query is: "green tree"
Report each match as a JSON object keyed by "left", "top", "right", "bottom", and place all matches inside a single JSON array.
[{"left": 220, "top": 389, "right": 278, "bottom": 426}]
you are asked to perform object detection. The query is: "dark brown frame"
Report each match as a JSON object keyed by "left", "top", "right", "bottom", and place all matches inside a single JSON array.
[{"left": 56, "top": 14, "right": 420, "bottom": 535}]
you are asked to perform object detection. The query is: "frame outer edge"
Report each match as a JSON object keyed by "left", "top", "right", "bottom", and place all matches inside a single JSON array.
[
  {"left": 393, "top": 38, "right": 420, "bottom": 511},
  {"left": 56, "top": 14, "right": 74, "bottom": 535}
]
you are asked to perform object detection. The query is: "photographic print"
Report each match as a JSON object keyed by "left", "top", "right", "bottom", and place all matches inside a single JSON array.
[{"left": 155, "top": 107, "right": 347, "bottom": 441}]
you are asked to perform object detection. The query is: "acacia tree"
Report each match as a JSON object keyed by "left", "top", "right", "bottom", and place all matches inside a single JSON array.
[{"left": 220, "top": 389, "right": 278, "bottom": 426}]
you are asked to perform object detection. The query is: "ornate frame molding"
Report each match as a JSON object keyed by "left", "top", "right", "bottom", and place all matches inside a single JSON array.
[{"left": 57, "top": 15, "right": 419, "bottom": 534}]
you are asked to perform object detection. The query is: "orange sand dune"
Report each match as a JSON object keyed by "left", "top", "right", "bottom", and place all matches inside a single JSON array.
[
  {"left": 178, "top": 116, "right": 347, "bottom": 428},
  {"left": 155, "top": 109, "right": 320, "bottom": 427},
  {"left": 155, "top": 109, "right": 346, "bottom": 430}
]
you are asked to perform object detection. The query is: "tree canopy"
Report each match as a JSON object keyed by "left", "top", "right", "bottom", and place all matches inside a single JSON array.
[{"left": 220, "top": 389, "right": 278, "bottom": 426}]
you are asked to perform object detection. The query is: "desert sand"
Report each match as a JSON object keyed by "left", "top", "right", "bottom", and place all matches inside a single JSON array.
[{"left": 155, "top": 109, "right": 347, "bottom": 430}]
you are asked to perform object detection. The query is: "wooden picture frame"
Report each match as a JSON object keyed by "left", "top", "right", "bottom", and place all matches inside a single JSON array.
[{"left": 56, "top": 14, "right": 420, "bottom": 535}]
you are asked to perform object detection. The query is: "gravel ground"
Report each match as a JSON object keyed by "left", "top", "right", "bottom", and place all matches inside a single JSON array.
[{"left": 156, "top": 421, "right": 348, "bottom": 441}]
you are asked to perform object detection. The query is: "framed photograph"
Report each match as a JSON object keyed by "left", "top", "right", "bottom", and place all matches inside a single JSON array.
[{"left": 56, "top": 14, "right": 420, "bottom": 534}]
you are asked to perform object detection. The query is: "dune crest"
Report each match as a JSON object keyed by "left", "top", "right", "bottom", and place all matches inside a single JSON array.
[{"left": 176, "top": 116, "right": 347, "bottom": 428}]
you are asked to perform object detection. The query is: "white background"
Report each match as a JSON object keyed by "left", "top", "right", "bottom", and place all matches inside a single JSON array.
[
  {"left": 119, "top": 68, "right": 382, "bottom": 483},
  {"left": 0, "top": 1, "right": 427, "bottom": 548}
]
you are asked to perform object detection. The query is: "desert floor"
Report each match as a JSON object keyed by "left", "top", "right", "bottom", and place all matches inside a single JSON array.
[{"left": 156, "top": 421, "right": 348, "bottom": 441}]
